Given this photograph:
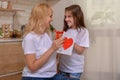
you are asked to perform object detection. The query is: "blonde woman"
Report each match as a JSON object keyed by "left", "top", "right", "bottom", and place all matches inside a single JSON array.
[{"left": 22, "top": 3, "right": 65, "bottom": 80}]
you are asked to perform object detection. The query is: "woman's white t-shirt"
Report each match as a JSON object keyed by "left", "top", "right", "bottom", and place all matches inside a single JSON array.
[
  {"left": 59, "top": 28, "right": 89, "bottom": 73},
  {"left": 22, "top": 32, "right": 57, "bottom": 78}
]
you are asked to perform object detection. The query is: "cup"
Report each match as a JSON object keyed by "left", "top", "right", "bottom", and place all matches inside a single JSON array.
[
  {"left": 2, "top": 1, "right": 8, "bottom": 9},
  {"left": 54, "top": 30, "right": 64, "bottom": 39}
]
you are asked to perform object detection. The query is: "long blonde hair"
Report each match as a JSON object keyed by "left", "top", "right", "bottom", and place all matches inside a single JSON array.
[{"left": 24, "top": 3, "right": 53, "bottom": 36}]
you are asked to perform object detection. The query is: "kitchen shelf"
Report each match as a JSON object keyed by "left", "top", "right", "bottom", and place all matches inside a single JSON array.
[
  {"left": 0, "top": 8, "right": 24, "bottom": 29},
  {"left": 0, "top": 8, "right": 24, "bottom": 38},
  {"left": 0, "top": 8, "right": 24, "bottom": 12}
]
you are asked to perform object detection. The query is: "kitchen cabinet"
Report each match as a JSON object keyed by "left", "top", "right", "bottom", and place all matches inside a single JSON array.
[{"left": 0, "top": 41, "right": 25, "bottom": 80}]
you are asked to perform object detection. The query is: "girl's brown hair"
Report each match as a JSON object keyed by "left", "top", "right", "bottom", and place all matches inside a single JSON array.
[{"left": 63, "top": 4, "right": 86, "bottom": 31}]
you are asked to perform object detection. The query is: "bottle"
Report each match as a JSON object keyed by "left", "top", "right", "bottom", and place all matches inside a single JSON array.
[{"left": 7, "top": 1, "right": 12, "bottom": 9}]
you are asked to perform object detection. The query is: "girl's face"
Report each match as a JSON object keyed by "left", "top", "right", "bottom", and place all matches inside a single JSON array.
[{"left": 65, "top": 11, "right": 75, "bottom": 29}]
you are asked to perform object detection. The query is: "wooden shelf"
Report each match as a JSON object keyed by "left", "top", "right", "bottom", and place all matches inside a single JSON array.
[
  {"left": 0, "top": 8, "right": 25, "bottom": 35},
  {"left": 0, "top": 8, "right": 24, "bottom": 12}
]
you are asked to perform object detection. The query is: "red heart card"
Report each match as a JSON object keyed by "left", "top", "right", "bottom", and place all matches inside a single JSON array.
[{"left": 63, "top": 37, "right": 73, "bottom": 50}]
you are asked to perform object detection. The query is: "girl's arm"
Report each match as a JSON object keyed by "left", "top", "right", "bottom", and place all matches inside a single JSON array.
[
  {"left": 56, "top": 53, "right": 61, "bottom": 73},
  {"left": 74, "top": 43, "right": 86, "bottom": 55},
  {"left": 74, "top": 29, "right": 89, "bottom": 55}
]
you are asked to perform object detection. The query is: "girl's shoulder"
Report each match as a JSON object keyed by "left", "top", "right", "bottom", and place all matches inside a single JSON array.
[
  {"left": 78, "top": 27, "right": 89, "bottom": 33},
  {"left": 76, "top": 28, "right": 89, "bottom": 38}
]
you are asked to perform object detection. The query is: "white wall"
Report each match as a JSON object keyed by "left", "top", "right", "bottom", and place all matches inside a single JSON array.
[{"left": 48, "top": 0, "right": 74, "bottom": 30}]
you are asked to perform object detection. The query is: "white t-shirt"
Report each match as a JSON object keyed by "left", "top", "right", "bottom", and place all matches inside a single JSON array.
[
  {"left": 22, "top": 32, "right": 57, "bottom": 78},
  {"left": 59, "top": 28, "right": 89, "bottom": 73}
]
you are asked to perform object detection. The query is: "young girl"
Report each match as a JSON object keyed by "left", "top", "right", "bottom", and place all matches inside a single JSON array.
[
  {"left": 58, "top": 4, "right": 89, "bottom": 80},
  {"left": 22, "top": 3, "right": 65, "bottom": 80}
]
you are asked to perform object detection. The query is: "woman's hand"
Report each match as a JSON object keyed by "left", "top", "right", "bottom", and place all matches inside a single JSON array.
[{"left": 51, "top": 38, "right": 64, "bottom": 51}]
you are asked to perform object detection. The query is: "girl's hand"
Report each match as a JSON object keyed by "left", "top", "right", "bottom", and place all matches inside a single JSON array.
[{"left": 51, "top": 38, "right": 64, "bottom": 51}]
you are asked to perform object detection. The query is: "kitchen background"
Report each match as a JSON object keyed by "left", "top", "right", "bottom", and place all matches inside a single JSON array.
[{"left": 0, "top": 0, "right": 120, "bottom": 80}]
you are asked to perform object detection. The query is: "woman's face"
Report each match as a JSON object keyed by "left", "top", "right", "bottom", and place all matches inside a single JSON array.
[
  {"left": 65, "top": 11, "right": 75, "bottom": 29},
  {"left": 45, "top": 12, "right": 53, "bottom": 28}
]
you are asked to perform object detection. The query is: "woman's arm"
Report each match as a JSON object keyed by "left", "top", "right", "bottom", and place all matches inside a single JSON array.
[
  {"left": 24, "top": 38, "right": 64, "bottom": 72},
  {"left": 25, "top": 47, "right": 55, "bottom": 72}
]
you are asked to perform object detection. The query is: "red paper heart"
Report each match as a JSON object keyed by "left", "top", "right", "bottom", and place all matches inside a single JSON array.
[{"left": 63, "top": 37, "right": 73, "bottom": 50}]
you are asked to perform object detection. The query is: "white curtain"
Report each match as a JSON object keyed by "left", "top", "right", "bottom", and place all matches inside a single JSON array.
[
  {"left": 81, "top": 27, "right": 120, "bottom": 80},
  {"left": 74, "top": 0, "right": 120, "bottom": 80}
]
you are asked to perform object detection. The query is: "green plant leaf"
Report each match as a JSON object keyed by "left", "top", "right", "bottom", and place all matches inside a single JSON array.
[{"left": 50, "top": 24, "right": 55, "bottom": 32}]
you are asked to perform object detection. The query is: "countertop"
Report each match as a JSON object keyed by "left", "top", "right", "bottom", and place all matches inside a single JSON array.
[{"left": 0, "top": 38, "right": 22, "bottom": 43}]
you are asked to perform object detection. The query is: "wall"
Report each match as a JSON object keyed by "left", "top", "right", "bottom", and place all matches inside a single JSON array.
[{"left": 48, "top": 0, "right": 74, "bottom": 30}]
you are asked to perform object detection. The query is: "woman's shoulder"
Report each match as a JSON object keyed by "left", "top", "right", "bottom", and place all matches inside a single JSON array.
[
  {"left": 24, "top": 32, "right": 37, "bottom": 40},
  {"left": 24, "top": 32, "right": 49, "bottom": 40}
]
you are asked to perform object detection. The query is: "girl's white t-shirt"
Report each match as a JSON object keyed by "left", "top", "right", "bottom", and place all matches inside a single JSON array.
[
  {"left": 59, "top": 28, "right": 89, "bottom": 73},
  {"left": 22, "top": 32, "right": 57, "bottom": 78}
]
